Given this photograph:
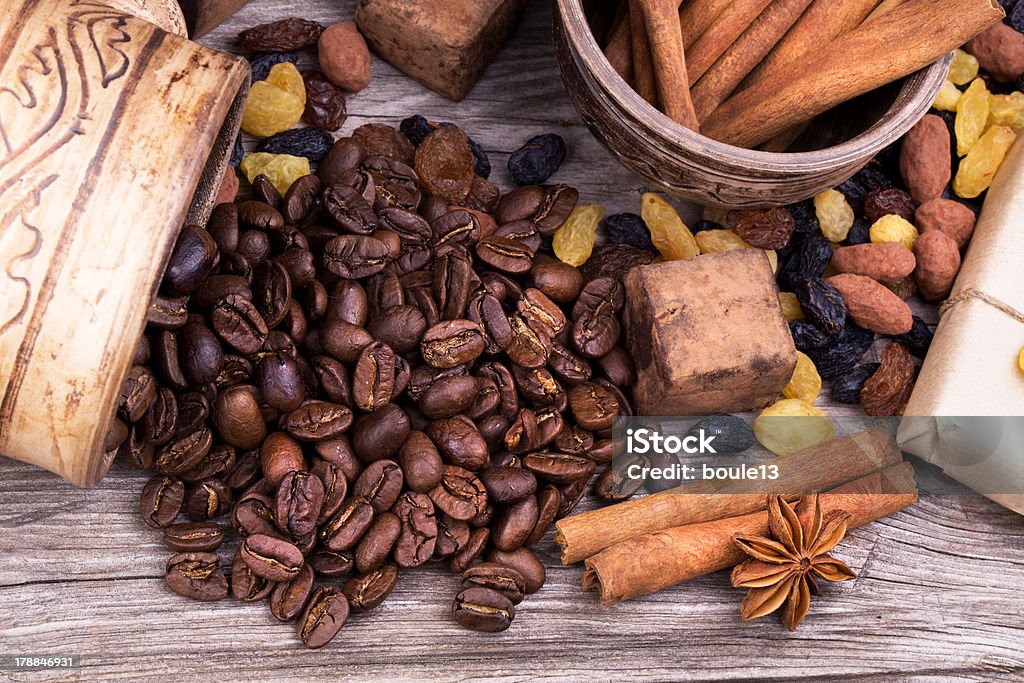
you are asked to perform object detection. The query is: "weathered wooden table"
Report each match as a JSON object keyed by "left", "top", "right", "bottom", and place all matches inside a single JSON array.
[{"left": 3, "top": 1, "right": 1024, "bottom": 680}]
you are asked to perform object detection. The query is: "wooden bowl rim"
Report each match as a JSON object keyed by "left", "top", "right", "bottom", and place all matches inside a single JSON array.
[{"left": 556, "top": 0, "right": 952, "bottom": 173}]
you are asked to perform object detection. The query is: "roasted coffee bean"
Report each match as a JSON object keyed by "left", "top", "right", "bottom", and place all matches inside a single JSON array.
[
  {"left": 315, "top": 437, "right": 362, "bottom": 483},
  {"left": 215, "top": 353, "right": 253, "bottom": 390},
  {"left": 282, "top": 401, "right": 353, "bottom": 442},
  {"left": 120, "top": 422, "right": 155, "bottom": 469},
  {"left": 534, "top": 408, "right": 564, "bottom": 448},
  {"left": 352, "top": 511, "right": 401, "bottom": 573},
  {"left": 686, "top": 414, "right": 756, "bottom": 454},
  {"left": 180, "top": 443, "right": 236, "bottom": 483},
  {"left": 164, "top": 225, "right": 218, "bottom": 296},
  {"left": 568, "top": 381, "right": 621, "bottom": 431},
  {"left": 525, "top": 485, "right": 561, "bottom": 545},
  {"left": 231, "top": 491, "right": 278, "bottom": 537},
  {"left": 429, "top": 465, "right": 488, "bottom": 521},
  {"left": 368, "top": 305, "right": 427, "bottom": 354},
  {"left": 450, "top": 526, "right": 490, "bottom": 573},
  {"left": 426, "top": 415, "right": 488, "bottom": 470},
  {"left": 259, "top": 432, "right": 307, "bottom": 488},
  {"left": 593, "top": 455, "right": 645, "bottom": 503},
  {"left": 469, "top": 501, "right": 494, "bottom": 528},
  {"left": 351, "top": 403, "right": 410, "bottom": 461},
  {"left": 476, "top": 236, "right": 534, "bottom": 274},
  {"left": 320, "top": 497, "right": 375, "bottom": 552},
  {"left": 308, "top": 550, "right": 354, "bottom": 577},
  {"left": 435, "top": 512, "right": 471, "bottom": 558},
  {"left": 480, "top": 271, "right": 523, "bottom": 303},
  {"left": 529, "top": 255, "right": 584, "bottom": 304},
  {"left": 230, "top": 547, "right": 274, "bottom": 602},
  {"left": 319, "top": 138, "right": 366, "bottom": 185},
  {"left": 240, "top": 533, "right": 304, "bottom": 582},
  {"left": 518, "top": 288, "right": 566, "bottom": 337},
  {"left": 597, "top": 346, "right": 635, "bottom": 387},
  {"left": 152, "top": 330, "right": 188, "bottom": 390},
  {"left": 433, "top": 249, "right": 472, "bottom": 319},
  {"left": 165, "top": 552, "right": 228, "bottom": 601},
  {"left": 179, "top": 320, "right": 223, "bottom": 385},
  {"left": 503, "top": 408, "right": 539, "bottom": 455},
  {"left": 326, "top": 280, "right": 369, "bottom": 327},
  {"left": 164, "top": 521, "right": 224, "bottom": 553},
  {"left": 532, "top": 184, "right": 578, "bottom": 235},
  {"left": 522, "top": 452, "right": 595, "bottom": 485},
  {"left": 186, "top": 478, "right": 232, "bottom": 522},
  {"left": 224, "top": 450, "right": 263, "bottom": 492},
  {"left": 140, "top": 474, "right": 184, "bottom": 528},
  {"left": 207, "top": 203, "right": 240, "bottom": 253},
  {"left": 118, "top": 366, "right": 157, "bottom": 423},
  {"left": 397, "top": 431, "right": 444, "bottom": 493},
  {"left": 307, "top": 460, "right": 346, "bottom": 525},
  {"left": 477, "top": 362, "right": 518, "bottom": 417},
  {"left": 250, "top": 261, "right": 291, "bottom": 329},
  {"left": 324, "top": 235, "right": 389, "bottom": 279},
  {"left": 297, "top": 585, "right": 349, "bottom": 649},
  {"left": 365, "top": 270, "right": 404, "bottom": 318},
  {"left": 212, "top": 385, "right": 266, "bottom": 449},
  {"left": 282, "top": 174, "right": 322, "bottom": 223},
  {"left": 256, "top": 353, "right": 306, "bottom": 413},
  {"left": 417, "top": 375, "right": 478, "bottom": 419},
  {"left": 462, "top": 562, "right": 526, "bottom": 605},
  {"left": 155, "top": 428, "right": 213, "bottom": 476},
  {"left": 558, "top": 477, "right": 588, "bottom": 517},
  {"left": 270, "top": 563, "right": 315, "bottom": 622},
  {"left": 310, "top": 356, "right": 352, "bottom": 406},
  {"left": 495, "top": 185, "right": 544, "bottom": 224},
  {"left": 421, "top": 320, "right": 486, "bottom": 369},
  {"left": 320, "top": 320, "right": 373, "bottom": 365},
  {"left": 467, "top": 290, "right": 514, "bottom": 354},
  {"left": 194, "top": 275, "right": 251, "bottom": 311},
  {"left": 478, "top": 466, "right": 537, "bottom": 505},
  {"left": 274, "top": 470, "right": 325, "bottom": 538},
  {"left": 452, "top": 587, "right": 514, "bottom": 632},
  {"left": 467, "top": 378, "right": 500, "bottom": 420},
  {"left": 431, "top": 209, "right": 480, "bottom": 248},
  {"left": 392, "top": 491, "right": 437, "bottom": 568},
  {"left": 485, "top": 546, "right": 545, "bottom": 594},
  {"left": 148, "top": 294, "right": 190, "bottom": 329},
  {"left": 553, "top": 424, "right": 593, "bottom": 458},
  {"left": 105, "top": 417, "right": 130, "bottom": 453},
  {"left": 352, "top": 342, "right": 396, "bottom": 412},
  {"left": 352, "top": 459, "right": 405, "bottom": 512},
  {"left": 491, "top": 494, "right": 538, "bottom": 552},
  {"left": 343, "top": 563, "right": 398, "bottom": 611},
  {"left": 494, "top": 219, "right": 541, "bottom": 252},
  {"left": 511, "top": 365, "right": 565, "bottom": 407},
  {"left": 506, "top": 314, "right": 551, "bottom": 369},
  {"left": 276, "top": 248, "right": 317, "bottom": 290}
]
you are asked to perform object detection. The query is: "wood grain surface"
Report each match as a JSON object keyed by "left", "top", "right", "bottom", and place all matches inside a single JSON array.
[{"left": 1, "top": 0, "right": 1023, "bottom": 680}]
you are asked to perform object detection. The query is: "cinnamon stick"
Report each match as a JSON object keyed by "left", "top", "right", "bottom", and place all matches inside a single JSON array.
[
  {"left": 685, "top": 0, "right": 774, "bottom": 83},
  {"left": 629, "top": 0, "right": 659, "bottom": 105},
  {"left": 583, "top": 462, "right": 918, "bottom": 605},
  {"left": 555, "top": 428, "right": 902, "bottom": 565},
  {"left": 702, "top": 0, "right": 1005, "bottom": 148},
  {"left": 604, "top": 7, "right": 634, "bottom": 83},
  {"left": 678, "top": 0, "right": 733, "bottom": 48},
  {"left": 864, "top": 0, "right": 908, "bottom": 22},
  {"left": 639, "top": 0, "right": 700, "bottom": 128},
  {"left": 691, "top": 0, "right": 814, "bottom": 122},
  {"left": 742, "top": 0, "right": 881, "bottom": 90}
]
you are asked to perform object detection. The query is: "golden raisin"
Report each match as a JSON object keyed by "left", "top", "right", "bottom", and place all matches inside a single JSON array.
[
  {"left": 695, "top": 229, "right": 753, "bottom": 254},
  {"left": 953, "top": 125, "right": 1017, "bottom": 199},
  {"left": 948, "top": 49, "right": 979, "bottom": 86},
  {"left": 778, "top": 292, "right": 805, "bottom": 322},
  {"left": 988, "top": 92, "right": 1024, "bottom": 129},
  {"left": 553, "top": 204, "right": 604, "bottom": 267},
  {"left": 955, "top": 78, "right": 990, "bottom": 157},
  {"left": 753, "top": 399, "right": 835, "bottom": 456},
  {"left": 783, "top": 351, "right": 821, "bottom": 403},
  {"left": 932, "top": 80, "right": 962, "bottom": 112},
  {"left": 240, "top": 152, "right": 311, "bottom": 196},
  {"left": 641, "top": 193, "right": 700, "bottom": 261},
  {"left": 813, "top": 189, "right": 855, "bottom": 242},
  {"left": 869, "top": 215, "right": 919, "bottom": 251}
]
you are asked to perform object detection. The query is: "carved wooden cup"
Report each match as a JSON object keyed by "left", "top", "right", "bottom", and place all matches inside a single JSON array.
[{"left": 0, "top": 0, "right": 250, "bottom": 486}]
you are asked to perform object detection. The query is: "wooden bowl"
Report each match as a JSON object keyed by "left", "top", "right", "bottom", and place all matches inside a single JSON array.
[{"left": 554, "top": 0, "right": 952, "bottom": 208}]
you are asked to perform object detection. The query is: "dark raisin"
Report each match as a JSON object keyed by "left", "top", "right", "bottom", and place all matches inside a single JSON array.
[
  {"left": 864, "top": 188, "right": 916, "bottom": 223},
  {"left": 843, "top": 217, "right": 872, "bottom": 246},
  {"left": 785, "top": 200, "right": 820, "bottom": 234},
  {"left": 690, "top": 220, "right": 723, "bottom": 234},
  {"left": 302, "top": 71, "right": 347, "bottom": 132},
  {"left": 789, "top": 320, "right": 837, "bottom": 351},
  {"left": 248, "top": 51, "right": 299, "bottom": 83},
  {"left": 238, "top": 18, "right": 324, "bottom": 52},
  {"left": 837, "top": 163, "right": 895, "bottom": 214},
  {"left": 229, "top": 133, "right": 245, "bottom": 168},
  {"left": 467, "top": 138, "right": 491, "bottom": 180},
  {"left": 508, "top": 134, "right": 566, "bottom": 186},
  {"left": 792, "top": 277, "right": 846, "bottom": 335},
  {"left": 831, "top": 363, "right": 881, "bottom": 404},
  {"left": 779, "top": 234, "right": 832, "bottom": 288},
  {"left": 579, "top": 244, "right": 654, "bottom": 281},
  {"left": 1002, "top": 0, "right": 1019, "bottom": 19},
  {"left": 400, "top": 115, "right": 434, "bottom": 146},
  {"left": 728, "top": 208, "right": 796, "bottom": 250},
  {"left": 803, "top": 323, "right": 875, "bottom": 379},
  {"left": 605, "top": 213, "right": 653, "bottom": 250},
  {"left": 891, "top": 316, "right": 933, "bottom": 357},
  {"left": 256, "top": 128, "right": 334, "bottom": 162}
]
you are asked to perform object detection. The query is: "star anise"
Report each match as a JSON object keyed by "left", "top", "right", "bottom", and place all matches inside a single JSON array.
[{"left": 731, "top": 494, "right": 857, "bottom": 631}]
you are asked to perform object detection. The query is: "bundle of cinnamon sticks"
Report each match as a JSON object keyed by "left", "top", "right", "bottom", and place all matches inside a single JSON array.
[
  {"left": 554, "top": 428, "right": 919, "bottom": 605},
  {"left": 601, "top": 0, "right": 1004, "bottom": 149}
]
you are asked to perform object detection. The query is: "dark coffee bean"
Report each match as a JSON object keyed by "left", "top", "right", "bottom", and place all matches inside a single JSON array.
[
  {"left": 352, "top": 341, "right": 396, "bottom": 412},
  {"left": 231, "top": 491, "right": 278, "bottom": 537},
  {"left": 353, "top": 459, "right": 405, "bottom": 512},
  {"left": 351, "top": 403, "right": 410, "bottom": 461},
  {"left": 594, "top": 453, "right": 647, "bottom": 503},
  {"left": 208, "top": 203, "right": 240, "bottom": 253},
  {"left": 431, "top": 209, "right": 480, "bottom": 248},
  {"left": 479, "top": 466, "right": 538, "bottom": 504},
  {"left": 506, "top": 314, "right": 551, "bottom": 368},
  {"left": 477, "top": 362, "right": 518, "bottom": 417},
  {"left": 475, "top": 236, "right": 534, "bottom": 274},
  {"left": 525, "top": 485, "right": 561, "bottom": 545},
  {"left": 256, "top": 353, "right": 306, "bottom": 413},
  {"left": 148, "top": 294, "right": 189, "bottom": 329},
  {"left": 282, "top": 174, "right": 322, "bottom": 223},
  {"left": 164, "top": 225, "right": 218, "bottom": 296},
  {"left": 433, "top": 249, "right": 472, "bottom": 319},
  {"left": 315, "top": 437, "right": 362, "bottom": 483},
  {"left": 251, "top": 261, "right": 291, "bottom": 328},
  {"left": 179, "top": 443, "right": 236, "bottom": 484},
  {"left": 529, "top": 255, "right": 584, "bottom": 304},
  {"left": 209, "top": 295, "right": 268, "bottom": 356},
  {"left": 495, "top": 185, "right": 544, "bottom": 224},
  {"left": 503, "top": 408, "right": 539, "bottom": 455},
  {"left": 119, "top": 422, "right": 155, "bottom": 469},
  {"left": 686, "top": 414, "right": 756, "bottom": 453},
  {"left": 466, "top": 290, "right": 513, "bottom": 354},
  {"left": 193, "top": 275, "right": 251, "bottom": 311},
  {"left": 212, "top": 385, "right": 266, "bottom": 449},
  {"left": 522, "top": 452, "right": 595, "bottom": 484},
  {"left": 186, "top": 478, "right": 232, "bottom": 522},
  {"left": 270, "top": 563, "right": 315, "bottom": 622},
  {"left": 462, "top": 562, "right": 526, "bottom": 605},
  {"left": 511, "top": 365, "right": 565, "bottom": 407},
  {"left": 180, "top": 320, "right": 223, "bottom": 386},
  {"left": 392, "top": 491, "right": 437, "bottom": 568},
  {"left": 240, "top": 533, "right": 304, "bottom": 582},
  {"left": 558, "top": 477, "right": 588, "bottom": 517},
  {"left": 230, "top": 547, "right": 275, "bottom": 602},
  {"left": 155, "top": 428, "right": 213, "bottom": 476},
  {"left": 518, "top": 288, "right": 566, "bottom": 337},
  {"left": 252, "top": 175, "right": 281, "bottom": 207},
  {"left": 353, "top": 511, "right": 401, "bottom": 573},
  {"left": 426, "top": 415, "right": 488, "bottom": 470},
  {"left": 140, "top": 475, "right": 184, "bottom": 528},
  {"left": 259, "top": 432, "right": 307, "bottom": 488},
  {"left": 368, "top": 305, "right": 427, "bottom": 354},
  {"left": 297, "top": 586, "right": 349, "bottom": 649},
  {"left": 417, "top": 375, "right": 479, "bottom": 419},
  {"left": 165, "top": 552, "right": 228, "bottom": 601},
  {"left": 319, "top": 138, "right": 366, "bottom": 185},
  {"left": 274, "top": 470, "right": 325, "bottom": 539},
  {"left": 320, "top": 320, "right": 373, "bottom": 364},
  {"left": 237, "top": 199, "right": 284, "bottom": 230},
  {"left": 491, "top": 494, "right": 538, "bottom": 552},
  {"left": 224, "top": 450, "right": 263, "bottom": 492},
  {"left": 484, "top": 547, "right": 545, "bottom": 594},
  {"left": 421, "top": 320, "right": 486, "bottom": 369},
  {"left": 449, "top": 527, "right": 489, "bottom": 573},
  {"left": 308, "top": 460, "right": 346, "bottom": 525},
  {"left": 452, "top": 587, "right": 515, "bottom": 633},
  {"left": 466, "top": 378, "right": 500, "bottom": 420},
  {"left": 552, "top": 424, "right": 594, "bottom": 457},
  {"left": 469, "top": 502, "right": 494, "bottom": 528},
  {"left": 429, "top": 465, "right": 488, "bottom": 521},
  {"left": 434, "top": 512, "right": 471, "bottom": 558},
  {"left": 324, "top": 235, "right": 390, "bottom": 279},
  {"left": 215, "top": 353, "right": 254, "bottom": 390},
  {"left": 308, "top": 550, "right": 354, "bottom": 577},
  {"left": 310, "top": 356, "right": 352, "bottom": 406},
  {"left": 343, "top": 563, "right": 398, "bottom": 611},
  {"left": 532, "top": 184, "right": 578, "bottom": 235},
  {"left": 568, "top": 381, "right": 622, "bottom": 431},
  {"left": 493, "top": 219, "right": 541, "bottom": 252},
  {"left": 323, "top": 184, "right": 378, "bottom": 235},
  {"left": 118, "top": 366, "right": 157, "bottom": 423},
  {"left": 105, "top": 417, "right": 130, "bottom": 453},
  {"left": 152, "top": 330, "right": 188, "bottom": 390},
  {"left": 397, "top": 431, "right": 444, "bottom": 493},
  {"left": 282, "top": 401, "right": 353, "bottom": 442},
  {"left": 320, "top": 497, "right": 375, "bottom": 552}
]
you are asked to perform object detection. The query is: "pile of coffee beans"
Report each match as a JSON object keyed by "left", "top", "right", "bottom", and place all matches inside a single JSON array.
[{"left": 115, "top": 120, "right": 634, "bottom": 648}]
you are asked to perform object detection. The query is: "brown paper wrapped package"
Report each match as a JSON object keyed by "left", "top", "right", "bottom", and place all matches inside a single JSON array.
[{"left": 899, "top": 137, "right": 1024, "bottom": 517}]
